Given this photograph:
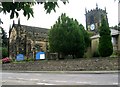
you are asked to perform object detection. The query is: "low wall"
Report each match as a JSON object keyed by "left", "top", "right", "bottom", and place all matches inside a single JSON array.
[{"left": 2, "top": 58, "right": 118, "bottom": 71}]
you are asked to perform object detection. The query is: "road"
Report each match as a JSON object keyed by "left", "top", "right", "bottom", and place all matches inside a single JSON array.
[{"left": 1, "top": 71, "right": 118, "bottom": 85}]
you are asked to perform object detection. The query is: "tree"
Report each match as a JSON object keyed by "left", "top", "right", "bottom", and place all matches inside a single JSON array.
[
  {"left": 1, "top": 28, "right": 8, "bottom": 47},
  {"left": 0, "top": 27, "right": 8, "bottom": 58},
  {"left": 98, "top": 16, "right": 113, "bottom": 57},
  {"left": 79, "top": 24, "right": 91, "bottom": 51},
  {"left": 1, "top": 1, "right": 68, "bottom": 19},
  {"left": 49, "top": 13, "right": 85, "bottom": 59},
  {"left": 2, "top": 47, "right": 8, "bottom": 58}
]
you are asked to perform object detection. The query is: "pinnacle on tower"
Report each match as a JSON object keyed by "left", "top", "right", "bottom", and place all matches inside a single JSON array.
[
  {"left": 85, "top": 7, "right": 87, "bottom": 13},
  {"left": 104, "top": 7, "right": 106, "bottom": 12},
  {"left": 12, "top": 20, "right": 15, "bottom": 27},
  {"left": 18, "top": 18, "right": 20, "bottom": 25},
  {"left": 96, "top": 3, "right": 98, "bottom": 9}
]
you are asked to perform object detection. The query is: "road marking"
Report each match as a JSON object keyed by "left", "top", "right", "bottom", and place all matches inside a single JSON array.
[
  {"left": 76, "top": 81, "right": 91, "bottom": 84},
  {"left": 113, "top": 83, "right": 118, "bottom": 85},
  {"left": 17, "top": 78, "right": 24, "bottom": 80},
  {"left": 29, "top": 79, "right": 39, "bottom": 81},
  {"left": 36, "top": 83, "right": 55, "bottom": 85},
  {"left": 36, "top": 74, "right": 42, "bottom": 76},
  {"left": 55, "top": 80, "right": 67, "bottom": 83}
]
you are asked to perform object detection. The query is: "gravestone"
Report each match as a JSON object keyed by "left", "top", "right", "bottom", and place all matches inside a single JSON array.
[
  {"left": 16, "top": 54, "right": 24, "bottom": 61},
  {"left": 36, "top": 52, "right": 45, "bottom": 60}
]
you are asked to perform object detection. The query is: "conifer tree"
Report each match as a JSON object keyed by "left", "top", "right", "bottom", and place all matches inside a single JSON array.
[
  {"left": 98, "top": 16, "right": 113, "bottom": 57},
  {"left": 49, "top": 13, "right": 85, "bottom": 59}
]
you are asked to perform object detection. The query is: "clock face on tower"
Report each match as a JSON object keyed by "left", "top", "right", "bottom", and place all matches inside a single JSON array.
[{"left": 90, "top": 24, "right": 95, "bottom": 30}]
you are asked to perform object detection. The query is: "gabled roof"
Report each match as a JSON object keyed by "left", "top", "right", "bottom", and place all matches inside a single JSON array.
[
  {"left": 110, "top": 29, "right": 119, "bottom": 36},
  {"left": 13, "top": 24, "right": 49, "bottom": 33},
  {"left": 91, "top": 29, "right": 120, "bottom": 39}
]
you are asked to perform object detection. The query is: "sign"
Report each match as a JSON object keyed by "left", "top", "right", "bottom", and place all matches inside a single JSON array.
[
  {"left": 36, "top": 52, "right": 45, "bottom": 60},
  {"left": 16, "top": 54, "right": 24, "bottom": 61}
]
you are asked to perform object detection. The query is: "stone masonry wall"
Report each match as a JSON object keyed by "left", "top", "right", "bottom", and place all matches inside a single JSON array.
[{"left": 2, "top": 58, "right": 118, "bottom": 71}]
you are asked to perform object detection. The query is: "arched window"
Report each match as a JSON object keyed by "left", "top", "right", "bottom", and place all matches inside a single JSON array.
[{"left": 90, "top": 15, "right": 94, "bottom": 24}]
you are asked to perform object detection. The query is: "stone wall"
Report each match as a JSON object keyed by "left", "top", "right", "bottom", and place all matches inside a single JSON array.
[
  {"left": 91, "top": 38, "right": 99, "bottom": 54},
  {"left": 2, "top": 58, "right": 118, "bottom": 71}
]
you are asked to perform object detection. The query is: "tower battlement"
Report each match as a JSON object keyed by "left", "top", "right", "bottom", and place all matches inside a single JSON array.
[{"left": 85, "top": 4, "right": 108, "bottom": 34}]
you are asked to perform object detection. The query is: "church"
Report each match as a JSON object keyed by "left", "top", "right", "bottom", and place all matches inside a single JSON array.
[
  {"left": 9, "top": 19, "right": 49, "bottom": 59},
  {"left": 85, "top": 4, "right": 120, "bottom": 56},
  {"left": 9, "top": 4, "right": 120, "bottom": 59},
  {"left": 85, "top": 4, "right": 108, "bottom": 34}
]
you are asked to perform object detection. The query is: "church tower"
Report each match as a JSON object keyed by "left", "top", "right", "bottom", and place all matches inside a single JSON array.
[{"left": 85, "top": 4, "right": 108, "bottom": 34}]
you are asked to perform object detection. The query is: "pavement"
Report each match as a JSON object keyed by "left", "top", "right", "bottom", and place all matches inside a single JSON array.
[{"left": 2, "top": 70, "right": 119, "bottom": 74}]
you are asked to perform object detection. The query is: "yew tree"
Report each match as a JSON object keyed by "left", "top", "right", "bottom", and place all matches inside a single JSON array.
[
  {"left": 98, "top": 16, "right": 113, "bottom": 57},
  {"left": 49, "top": 13, "right": 85, "bottom": 58}
]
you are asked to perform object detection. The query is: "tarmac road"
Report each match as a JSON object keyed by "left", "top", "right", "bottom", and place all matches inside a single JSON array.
[{"left": 1, "top": 71, "right": 119, "bottom": 85}]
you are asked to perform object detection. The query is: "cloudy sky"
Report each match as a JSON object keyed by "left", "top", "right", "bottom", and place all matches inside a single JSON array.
[{"left": 0, "top": 0, "right": 118, "bottom": 36}]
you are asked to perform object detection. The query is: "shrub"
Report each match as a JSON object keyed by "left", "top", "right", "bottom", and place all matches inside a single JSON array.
[{"left": 2, "top": 47, "right": 8, "bottom": 58}]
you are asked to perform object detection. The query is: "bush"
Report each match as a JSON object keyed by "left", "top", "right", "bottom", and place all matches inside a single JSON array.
[
  {"left": 83, "top": 47, "right": 92, "bottom": 58},
  {"left": 25, "top": 57, "right": 34, "bottom": 61},
  {"left": 2, "top": 47, "right": 8, "bottom": 58}
]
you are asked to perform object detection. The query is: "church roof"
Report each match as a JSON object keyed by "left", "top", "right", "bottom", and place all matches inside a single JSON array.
[
  {"left": 91, "top": 29, "right": 120, "bottom": 39},
  {"left": 9, "top": 24, "right": 49, "bottom": 39},
  {"left": 13, "top": 24, "right": 49, "bottom": 33},
  {"left": 110, "top": 29, "right": 119, "bottom": 36}
]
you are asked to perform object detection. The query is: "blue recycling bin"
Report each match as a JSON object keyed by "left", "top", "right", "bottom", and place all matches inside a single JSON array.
[
  {"left": 36, "top": 52, "right": 45, "bottom": 60},
  {"left": 16, "top": 54, "right": 24, "bottom": 61}
]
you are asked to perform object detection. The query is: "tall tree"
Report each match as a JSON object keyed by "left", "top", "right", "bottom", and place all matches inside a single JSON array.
[
  {"left": 1, "top": 28, "right": 8, "bottom": 47},
  {"left": 98, "top": 16, "right": 113, "bottom": 57},
  {"left": 0, "top": 27, "right": 8, "bottom": 58},
  {"left": 79, "top": 24, "right": 91, "bottom": 51},
  {"left": 1, "top": 1, "right": 68, "bottom": 19},
  {"left": 49, "top": 13, "right": 85, "bottom": 59}
]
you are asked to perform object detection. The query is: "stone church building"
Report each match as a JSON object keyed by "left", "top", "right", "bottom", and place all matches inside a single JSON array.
[
  {"left": 85, "top": 4, "right": 108, "bottom": 34},
  {"left": 9, "top": 4, "right": 120, "bottom": 59},
  {"left": 9, "top": 20, "right": 49, "bottom": 59},
  {"left": 85, "top": 4, "right": 120, "bottom": 55}
]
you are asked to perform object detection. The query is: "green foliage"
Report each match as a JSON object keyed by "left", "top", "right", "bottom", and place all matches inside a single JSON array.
[
  {"left": 93, "top": 49, "right": 100, "bottom": 57},
  {"left": 98, "top": 16, "right": 113, "bottom": 57},
  {"left": 79, "top": 24, "right": 91, "bottom": 51},
  {"left": 1, "top": 2, "right": 34, "bottom": 19},
  {"left": 2, "top": 47, "right": 8, "bottom": 58},
  {"left": 1, "top": 1, "right": 68, "bottom": 19},
  {"left": 25, "top": 57, "right": 34, "bottom": 62},
  {"left": 83, "top": 47, "right": 92, "bottom": 58},
  {"left": 49, "top": 13, "right": 85, "bottom": 58},
  {"left": 87, "top": 31, "right": 94, "bottom": 37},
  {"left": 1, "top": 28, "right": 8, "bottom": 47}
]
